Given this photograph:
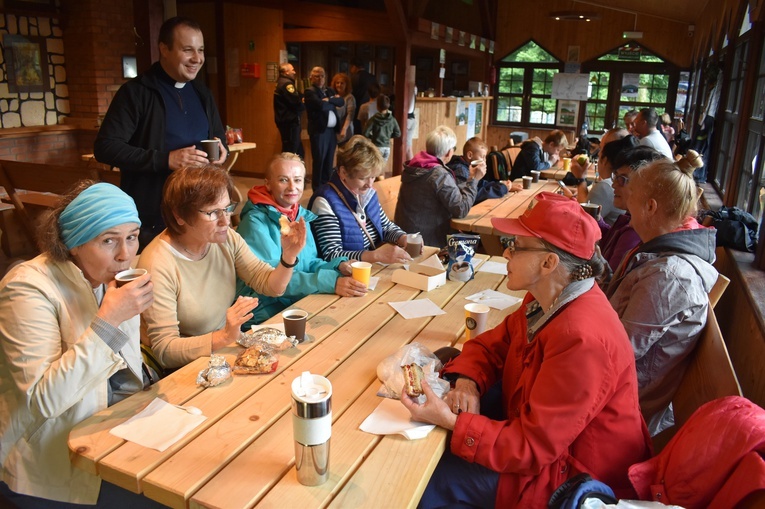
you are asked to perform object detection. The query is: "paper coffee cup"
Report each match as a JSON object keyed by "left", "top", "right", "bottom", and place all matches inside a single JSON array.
[
  {"left": 522, "top": 176, "right": 533, "bottom": 189},
  {"left": 351, "top": 261, "right": 372, "bottom": 286},
  {"left": 530, "top": 170, "right": 541, "bottom": 183},
  {"left": 404, "top": 233, "right": 422, "bottom": 258},
  {"left": 115, "top": 268, "right": 147, "bottom": 287},
  {"left": 283, "top": 309, "right": 309, "bottom": 342},
  {"left": 464, "top": 303, "right": 490, "bottom": 341},
  {"left": 201, "top": 140, "right": 220, "bottom": 161},
  {"left": 562, "top": 158, "right": 572, "bottom": 171}
]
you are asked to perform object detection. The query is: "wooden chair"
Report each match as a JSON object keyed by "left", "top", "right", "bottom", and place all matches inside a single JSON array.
[
  {"left": 652, "top": 306, "right": 742, "bottom": 452},
  {"left": 501, "top": 146, "right": 521, "bottom": 174},
  {"left": 0, "top": 160, "right": 111, "bottom": 244},
  {"left": 373, "top": 174, "right": 401, "bottom": 219},
  {"left": 708, "top": 273, "right": 730, "bottom": 308}
]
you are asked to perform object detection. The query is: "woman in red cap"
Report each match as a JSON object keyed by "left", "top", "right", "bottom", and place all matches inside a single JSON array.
[{"left": 402, "top": 191, "right": 651, "bottom": 508}]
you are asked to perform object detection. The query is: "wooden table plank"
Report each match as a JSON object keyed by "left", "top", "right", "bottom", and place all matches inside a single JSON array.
[
  {"left": 471, "top": 180, "right": 555, "bottom": 235},
  {"left": 450, "top": 193, "right": 511, "bottom": 232}
]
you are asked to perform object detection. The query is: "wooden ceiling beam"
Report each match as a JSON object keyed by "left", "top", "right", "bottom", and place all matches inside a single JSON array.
[
  {"left": 478, "top": 0, "right": 495, "bottom": 41},
  {"left": 385, "top": 0, "right": 410, "bottom": 42},
  {"left": 284, "top": 28, "right": 393, "bottom": 44}
]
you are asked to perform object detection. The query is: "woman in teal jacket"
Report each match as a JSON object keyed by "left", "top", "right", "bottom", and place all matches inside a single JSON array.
[{"left": 236, "top": 153, "right": 367, "bottom": 327}]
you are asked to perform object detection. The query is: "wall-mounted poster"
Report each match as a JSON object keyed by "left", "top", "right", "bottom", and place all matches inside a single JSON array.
[
  {"left": 621, "top": 73, "right": 640, "bottom": 98},
  {"left": 458, "top": 31, "right": 466, "bottom": 46},
  {"left": 445, "top": 27, "right": 453, "bottom": 44},
  {"left": 557, "top": 100, "right": 579, "bottom": 127},
  {"left": 3, "top": 34, "right": 50, "bottom": 93}
]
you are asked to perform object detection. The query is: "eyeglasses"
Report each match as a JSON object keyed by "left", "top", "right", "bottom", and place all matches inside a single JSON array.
[
  {"left": 613, "top": 173, "right": 630, "bottom": 186},
  {"left": 198, "top": 202, "right": 238, "bottom": 222},
  {"left": 500, "top": 236, "right": 550, "bottom": 254}
]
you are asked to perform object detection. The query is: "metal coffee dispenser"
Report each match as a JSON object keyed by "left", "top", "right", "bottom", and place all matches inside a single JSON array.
[{"left": 291, "top": 371, "right": 332, "bottom": 485}]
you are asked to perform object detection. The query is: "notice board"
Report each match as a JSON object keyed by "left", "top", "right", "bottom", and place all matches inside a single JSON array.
[{"left": 551, "top": 73, "right": 590, "bottom": 101}]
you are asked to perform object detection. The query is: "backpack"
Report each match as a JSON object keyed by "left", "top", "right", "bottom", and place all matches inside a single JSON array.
[
  {"left": 485, "top": 149, "right": 508, "bottom": 181},
  {"left": 699, "top": 206, "right": 759, "bottom": 252}
]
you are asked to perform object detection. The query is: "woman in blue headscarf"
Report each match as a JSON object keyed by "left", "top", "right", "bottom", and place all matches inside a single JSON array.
[{"left": 0, "top": 181, "right": 165, "bottom": 508}]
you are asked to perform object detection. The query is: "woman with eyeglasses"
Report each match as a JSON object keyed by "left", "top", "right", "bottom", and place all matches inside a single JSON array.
[
  {"left": 599, "top": 145, "right": 665, "bottom": 271},
  {"left": 309, "top": 135, "right": 412, "bottom": 264},
  {"left": 401, "top": 192, "right": 651, "bottom": 508},
  {"left": 606, "top": 158, "right": 717, "bottom": 436},
  {"left": 138, "top": 165, "right": 306, "bottom": 369}
]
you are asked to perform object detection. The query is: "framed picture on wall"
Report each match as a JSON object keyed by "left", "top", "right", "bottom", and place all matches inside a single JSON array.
[
  {"left": 451, "top": 61, "right": 468, "bottom": 76},
  {"left": 557, "top": 100, "right": 579, "bottom": 128},
  {"left": 3, "top": 34, "right": 50, "bottom": 93}
]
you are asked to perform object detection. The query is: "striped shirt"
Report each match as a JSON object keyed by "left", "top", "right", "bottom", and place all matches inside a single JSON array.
[{"left": 311, "top": 195, "right": 405, "bottom": 260}]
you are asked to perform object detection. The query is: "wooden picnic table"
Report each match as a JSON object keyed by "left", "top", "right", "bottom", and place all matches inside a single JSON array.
[
  {"left": 451, "top": 180, "right": 560, "bottom": 255},
  {"left": 69, "top": 250, "right": 523, "bottom": 509}
]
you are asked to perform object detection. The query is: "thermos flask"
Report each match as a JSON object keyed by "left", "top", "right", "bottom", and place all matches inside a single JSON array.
[{"left": 291, "top": 371, "right": 332, "bottom": 486}]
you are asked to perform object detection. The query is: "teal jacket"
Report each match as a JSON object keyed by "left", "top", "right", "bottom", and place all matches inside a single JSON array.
[{"left": 236, "top": 202, "right": 346, "bottom": 326}]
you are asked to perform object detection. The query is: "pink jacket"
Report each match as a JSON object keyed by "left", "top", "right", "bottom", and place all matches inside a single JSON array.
[
  {"left": 629, "top": 396, "right": 765, "bottom": 508},
  {"left": 444, "top": 287, "right": 651, "bottom": 508}
]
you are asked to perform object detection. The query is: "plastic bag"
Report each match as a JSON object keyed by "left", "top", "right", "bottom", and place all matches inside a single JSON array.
[
  {"left": 225, "top": 126, "right": 243, "bottom": 145},
  {"left": 376, "top": 342, "right": 450, "bottom": 402}
]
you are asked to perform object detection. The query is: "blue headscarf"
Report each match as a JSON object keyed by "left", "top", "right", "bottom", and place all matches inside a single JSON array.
[{"left": 59, "top": 183, "right": 141, "bottom": 250}]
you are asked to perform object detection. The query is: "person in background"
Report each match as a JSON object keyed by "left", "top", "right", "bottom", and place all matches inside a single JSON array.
[
  {"left": 607, "top": 158, "right": 718, "bottom": 435},
  {"left": 395, "top": 126, "right": 485, "bottom": 248},
  {"left": 236, "top": 153, "right": 366, "bottom": 328},
  {"left": 357, "top": 82, "right": 380, "bottom": 133},
  {"left": 660, "top": 112, "right": 675, "bottom": 145},
  {"left": 331, "top": 72, "right": 355, "bottom": 147},
  {"left": 305, "top": 66, "right": 344, "bottom": 186},
  {"left": 273, "top": 62, "right": 305, "bottom": 158},
  {"left": 402, "top": 192, "right": 651, "bottom": 508},
  {"left": 569, "top": 129, "right": 636, "bottom": 225},
  {"left": 634, "top": 107, "right": 674, "bottom": 159},
  {"left": 673, "top": 118, "right": 692, "bottom": 156},
  {"left": 138, "top": 165, "right": 306, "bottom": 369},
  {"left": 406, "top": 84, "right": 418, "bottom": 161},
  {"left": 447, "top": 136, "right": 522, "bottom": 204},
  {"left": 623, "top": 109, "right": 639, "bottom": 135},
  {"left": 509, "top": 130, "right": 567, "bottom": 181},
  {"left": 310, "top": 135, "right": 412, "bottom": 264},
  {"left": 95, "top": 16, "right": 228, "bottom": 248},
  {"left": 350, "top": 57, "right": 378, "bottom": 133},
  {"left": 363, "top": 94, "right": 401, "bottom": 162},
  {"left": 0, "top": 182, "right": 164, "bottom": 508},
  {"left": 600, "top": 145, "right": 666, "bottom": 272}
]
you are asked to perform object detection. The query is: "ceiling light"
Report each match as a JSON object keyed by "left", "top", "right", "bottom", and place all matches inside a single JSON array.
[{"left": 549, "top": 11, "right": 601, "bottom": 21}]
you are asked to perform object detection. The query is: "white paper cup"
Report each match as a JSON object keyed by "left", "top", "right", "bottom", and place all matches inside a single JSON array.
[{"left": 464, "top": 303, "right": 490, "bottom": 341}]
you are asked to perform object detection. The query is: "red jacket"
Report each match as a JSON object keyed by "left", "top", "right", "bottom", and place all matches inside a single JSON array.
[
  {"left": 629, "top": 396, "right": 765, "bottom": 508},
  {"left": 444, "top": 286, "right": 651, "bottom": 508}
]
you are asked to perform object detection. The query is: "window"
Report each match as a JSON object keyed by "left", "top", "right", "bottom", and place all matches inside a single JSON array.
[
  {"left": 737, "top": 33, "right": 765, "bottom": 223},
  {"left": 716, "top": 37, "right": 748, "bottom": 192},
  {"left": 581, "top": 43, "right": 677, "bottom": 132},
  {"left": 586, "top": 72, "right": 609, "bottom": 131},
  {"left": 495, "top": 41, "right": 561, "bottom": 126}
]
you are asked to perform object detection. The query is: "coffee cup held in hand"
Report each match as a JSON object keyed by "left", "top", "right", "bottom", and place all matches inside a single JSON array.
[
  {"left": 201, "top": 140, "right": 220, "bottom": 162},
  {"left": 404, "top": 233, "right": 423, "bottom": 258},
  {"left": 115, "top": 268, "right": 147, "bottom": 288}
]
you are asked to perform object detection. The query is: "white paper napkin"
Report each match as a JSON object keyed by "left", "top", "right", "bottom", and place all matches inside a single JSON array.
[
  {"left": 368, "top": 276, "right": 380, "bottom": 291},
  {"left": 466, "top": 289, "right": 523, "bottom": 310},
  {"left": 109, "top": 398, "right": 206, "bottom": 452},
  {"left": 359, "top": 397, "right": 435, "bottom": 440},
  {"left": 388, "top": 298, "right": 447, "bottom": 319},
  {"left": 476, "top": 260, "right": 508, "bottom": 275}
]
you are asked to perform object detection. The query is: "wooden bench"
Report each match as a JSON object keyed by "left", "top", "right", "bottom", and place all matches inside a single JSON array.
[
  {"left": 652, "top": 306, "right": 742, "bottom": 452},
  {"left": 0, "top": 160, "right": 121, "bottom": 246},
  {"left": 373, "top": 174, "right": 401, "bottom": 219}
]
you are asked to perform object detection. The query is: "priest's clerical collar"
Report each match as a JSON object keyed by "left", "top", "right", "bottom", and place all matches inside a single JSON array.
[{"left": 157, "top": 65, "right": 188, "bottom": 89}]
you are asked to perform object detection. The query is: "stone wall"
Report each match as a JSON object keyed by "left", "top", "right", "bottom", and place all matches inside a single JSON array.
[{"left": 0, "top": 14, "right": 68, "bottom": 128}]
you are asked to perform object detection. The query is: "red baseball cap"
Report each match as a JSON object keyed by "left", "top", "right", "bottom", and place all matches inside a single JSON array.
[{"left": 491, "top": 192, "right": 601, "bottom": 260}]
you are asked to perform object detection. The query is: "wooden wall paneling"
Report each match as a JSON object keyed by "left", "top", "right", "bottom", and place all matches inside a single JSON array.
[
  {"left": 223, "top": 4, "right": 284, "bottom": 176},
  {"left": 495, "top": 0, "right": 693, "bottom": 68},
  {"left": 714, "top": 248, "right": 765, "bottom": 408}
]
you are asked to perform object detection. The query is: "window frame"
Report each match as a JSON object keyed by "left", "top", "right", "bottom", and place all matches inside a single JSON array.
[{"left": 494, "top": 40, "right": 562, "bottom": 128}]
